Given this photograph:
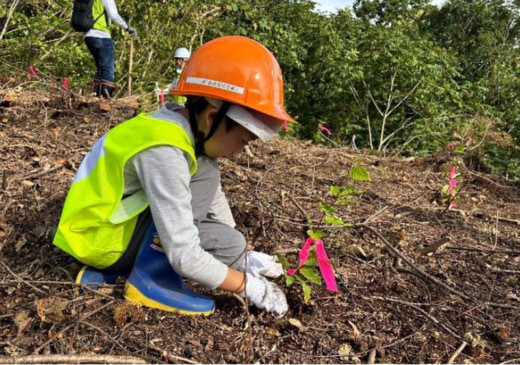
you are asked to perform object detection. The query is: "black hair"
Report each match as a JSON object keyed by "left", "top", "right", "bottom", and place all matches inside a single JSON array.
[
  {"left": 187, "top": 96, "right": 239, "bottom": 131},
  {"left": 186, "top": 96, "right": 238, "bottom": 155}
]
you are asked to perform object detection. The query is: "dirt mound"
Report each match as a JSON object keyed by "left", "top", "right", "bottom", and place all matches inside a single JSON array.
[{"left": 0, "top": 86, "right": 519, "bottom": 363}]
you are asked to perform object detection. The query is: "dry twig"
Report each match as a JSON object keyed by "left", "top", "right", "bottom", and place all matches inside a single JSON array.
[
  {"left": 447, "top": 341, "right": 467, "bottom": 364},
  {"left": 357, "top": 224, "right": 471, "bottom": 300},
  {"left": 0, "top": 260, "right": 45, "bottom": 294},
  {"left": 16, "top": 164, "right": 64, "bottom": 181},
  {"left": 366, "top": 295, "right": 462, "bottom": 340},
  {"left": 33, "top": 301, "right": 114, "bottom": 354},
  {"left": 288, "top": 194, "right": 312, "bottom": 226},
  {"left": 148, "top": 341, "right": 199, "bottom": 364},
  {"left": 358, "top": 224, "right": 520, "bottom": 310},
  {"left": 0, "top": 355, "right": 146, "bottom": 364}
]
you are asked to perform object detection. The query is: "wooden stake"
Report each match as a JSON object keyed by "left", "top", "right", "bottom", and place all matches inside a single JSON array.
[{"left": 128, "top": 38, "right": 134, "bottom": 96}]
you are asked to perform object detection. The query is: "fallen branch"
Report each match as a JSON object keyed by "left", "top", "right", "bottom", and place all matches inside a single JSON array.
[
  {"left": 0, "top": 260, "right": 45, "bottom": 294},
  {"left": 356, "top": 224, "right": 471, "bottom": 300},
  {"left": 461, "top": 162, "right": 517, "bottom": 190},
  {"left": 417, "top": 237, "right": 451, "bottom": 255},
  {"left": 446, "top": 246, "right": 520, "bottom": 256},
  {"left": 366, "top": 296, "right": 462, "bottom": 340},
  {"left": 0, "top": 355, "right": 146, "bottom": 364},
  {"left": 447, "top": 341, "right": 467, "bottom": 364},
  {"left": 33, "top": 301, "right": 114, "bottom": 354},
  {"left": 288, "top": 194, "right": 312, "bottom": 226},
  {"left": 490, "top": 268, "right": 520, "bottom": 274},
  {"left": 358, "top": 224, "right": 520, "bottom": 310},
  {"left": 362, "top": 205, "right": 389, "bottom": 224},
  {"left": 367, "top": 349, "right": 376, "bottom": 364},
  {"left": 16, "top": 164, "right": 64, "bottom": 181},
  {"left": 435, "top": 207, "right": 520, "bottom": 225}
]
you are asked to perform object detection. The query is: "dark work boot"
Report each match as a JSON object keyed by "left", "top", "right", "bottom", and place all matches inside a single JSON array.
[
  {"left": 91, "top": 80, "right": 101, "bottom": 97},
  {"left": 99, "top": 80, "right": 116, "bottom": 99}
]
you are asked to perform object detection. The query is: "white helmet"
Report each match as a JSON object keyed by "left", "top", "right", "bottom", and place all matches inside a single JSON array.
[{"left": 174, "top": 47, "right": 190, "bottom": 60}]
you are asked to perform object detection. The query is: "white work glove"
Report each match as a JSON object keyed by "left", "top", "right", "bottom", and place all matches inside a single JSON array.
[
  {"left": 242, "top": 251, "right": 284, "bottom": 279},
  {"left": 241, "top": 272, "right": 288, "bottom": 317},
  {"left": 127, "top": 26, "right": 137, "bottom": 39}
]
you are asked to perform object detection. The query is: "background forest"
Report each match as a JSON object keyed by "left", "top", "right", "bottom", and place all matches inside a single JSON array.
[{"left": 1, "top": 0, "right": 519, "bottom": 178}]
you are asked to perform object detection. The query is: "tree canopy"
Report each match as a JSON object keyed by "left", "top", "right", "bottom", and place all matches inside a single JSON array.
[{"left": 1, "top": 0, "right": 519, "bottom": 178}]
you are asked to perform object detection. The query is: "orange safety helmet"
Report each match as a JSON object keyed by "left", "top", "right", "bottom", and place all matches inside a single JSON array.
[{"left": 170, "top": 35, "right": 296, "bottom": 125}]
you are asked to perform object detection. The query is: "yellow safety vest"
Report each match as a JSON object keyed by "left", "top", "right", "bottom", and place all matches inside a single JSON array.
[
  {"left": 53, "top": 113, "right": 197, "bottom": 268},
  {"left": 92, "top": 0, "right": 110, "bottom": 33},
  {"left": 170, "top": 76, "right": 187, "bottom": 105}
]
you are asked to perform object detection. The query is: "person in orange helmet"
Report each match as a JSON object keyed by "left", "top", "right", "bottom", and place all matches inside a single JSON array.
[{"left": 53, "top": 36, "right": 296, "bottom": 316}]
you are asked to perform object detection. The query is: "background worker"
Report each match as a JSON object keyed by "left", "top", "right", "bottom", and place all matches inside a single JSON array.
[
  {"left": 168, "top": 47, "right": 190, "bottom": 104},
  {"left": 83, "top": 0, "right": 137, "bottom": 98},
  {"left": 54, "top": 36, "right": 295, "bottom": 316}
]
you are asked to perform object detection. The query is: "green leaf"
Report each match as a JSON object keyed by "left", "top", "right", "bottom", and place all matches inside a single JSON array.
[
  {"left": 276, "top": 254, "right": 291, "bottom": 270},
  {"left": 453, "top": 145, "right": 466, "bottom": 155},
  {"left": 300, "top": 280, "right": 312, "bottom": 302},
  {"left": 440, "top": 185, "right": 449, "bottom": 194},
  {"left": 330, "top": 185, "right": 340, "bottom": 196},
  {"left": 284, "top": 274, "right": 295, "bottom": 286},
  {"left": 304, "top": 256, "right": 318, "bottom": 267},
  {"left": 349, "top": 166, "right": 371, "bottom": 181},
  {"left": 337, "top": 198, "right": 354, "bottom": 205},
  {"left": 319, "top": 201, "right": 336, "bottom": 216},
  {"left": 307, "top": 230, "right": 323, "bottom": 240},
  {"left": 325, "top": 216, "right": 350, "bottom": 226},
  {"left": 339, "top": 186, "right": 362, "bottom": 197},
  {"left": 300, "top": 267, "right": 322, "bottom": 285}
]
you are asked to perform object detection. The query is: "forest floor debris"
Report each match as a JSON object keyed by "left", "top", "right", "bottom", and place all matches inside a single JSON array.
[{"left": 0, "top": 86, "right": 519, "bottom": 363}]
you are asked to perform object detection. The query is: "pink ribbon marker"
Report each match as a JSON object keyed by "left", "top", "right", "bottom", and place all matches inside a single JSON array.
[
  {"left": 288, "top": 237, "right": 338, "bottom": 292},
  {"left": 287, "top": 237, "right": 312, "bottom": 276},
  {"left": 318, "top": 124, "right": 332, "bottom": 136},
  {"left": 28, "top": 65, "right": 40, "bottom": 79},
  {"left": 315, "top": 240, "right": 338, "bottom": 291},
  {"left": 160, "top": 89, "right": 165, "bottom": 105},
  {"left": 61, "top": 78, "right": 69, "bottom": 90},
  {"left": 283, "top": 120, "right": 288, "bottom": 132},
  {"left": 448, "top": 166, "right": 457, "bottom": 208}
]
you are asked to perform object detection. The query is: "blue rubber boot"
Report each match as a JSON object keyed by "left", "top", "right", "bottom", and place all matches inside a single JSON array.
[
  {"left": 124, "top": 222, "right": 215, "bottom": 315},
  {"left": 75, "top": 266, "right": 129, "bottom": 294}
]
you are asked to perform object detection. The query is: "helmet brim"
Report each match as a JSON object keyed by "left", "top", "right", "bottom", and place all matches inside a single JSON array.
[{"left": 206, "top": 98, "right": 282, "bottom": 143}]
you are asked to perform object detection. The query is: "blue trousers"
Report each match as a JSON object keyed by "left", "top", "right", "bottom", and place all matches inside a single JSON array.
[{"left": 84, "top": 37, "right": 115, "bottom": 83}]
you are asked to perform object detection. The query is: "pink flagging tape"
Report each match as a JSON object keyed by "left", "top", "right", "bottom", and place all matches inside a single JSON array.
[
  {"left": 287, "top": 237, "right": 312, "bottom": 275},
  {"left": 28, "top": 65, "right": 40, "bottom": 79},
  {"left": 318, "top": 124, "right": 332, "bottom": 136},
  {"left": 283, "top": 120, "right": 289, "bottom": 132},
  {"left": 315, "top": 240, "right": 338, "bottom": 291},
  {"left": 61, "top": 78, "right": 69, "bottom": 90},
  {"left": 287, "top": 237, "right": 338, "bottom": 292},
  {"left": 160, "top": 89, "right": 165, "bottom": 105},
  {"left": 448, "top": 166, "right": 457, "bottom": 208}
]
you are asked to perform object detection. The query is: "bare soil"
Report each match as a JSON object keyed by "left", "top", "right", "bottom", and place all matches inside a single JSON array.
[{"left": 0, "top": 85, "right": 519, "bottom": 364}]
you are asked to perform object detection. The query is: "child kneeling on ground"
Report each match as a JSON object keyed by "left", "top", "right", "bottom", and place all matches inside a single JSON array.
[{"left": 53, "top": 35, "right": 296, "bottom": 316}]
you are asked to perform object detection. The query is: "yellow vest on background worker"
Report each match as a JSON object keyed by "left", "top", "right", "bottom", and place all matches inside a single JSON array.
[{"left": 92, "top": 0, "right": 110, "bottom": 33}]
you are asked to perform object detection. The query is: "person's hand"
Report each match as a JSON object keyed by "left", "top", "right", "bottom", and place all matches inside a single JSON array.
[
  {"left": 241, "top": 272, "right": 288, "bottom": 316},
  {"left": 243, "top": 251, "right": 284, "bottom": 279},
  {"left": 127, "top": 26, "right": 137, "bottom": 39}
]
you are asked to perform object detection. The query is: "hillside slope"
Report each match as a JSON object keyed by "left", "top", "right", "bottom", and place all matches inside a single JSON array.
[{"left": 0, "top": 86, "right": 519, "bottom": 363}]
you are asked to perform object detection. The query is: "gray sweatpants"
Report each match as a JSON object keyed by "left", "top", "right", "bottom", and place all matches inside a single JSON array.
[{"left": 106, "top": 156, "right": 246, "bottom": 272}]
